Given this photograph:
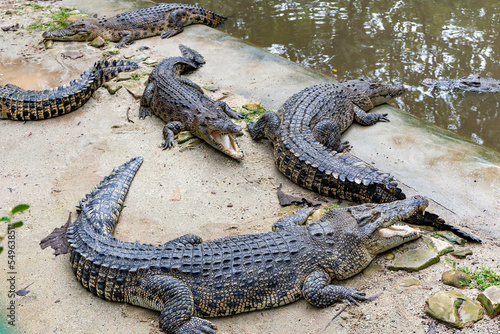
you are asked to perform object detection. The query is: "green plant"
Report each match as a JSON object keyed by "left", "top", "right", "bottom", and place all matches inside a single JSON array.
[
  {"left": 27, "top": 7, "right": 74, "bottom": 32},
  {"left": 321, "top": 203, "right": 342, "bottom": 214},
  {"left": 0, "top": 204, "right": 29, "bottom": 254},
  {"left": 130, "top": 72, "right": 150, "bottom": 81},
  {"left": 240, "top": 103, "right": 272, "bottom": 121},
  {"left": 458, "top": 265, "right": 500, "bottom": 290}
]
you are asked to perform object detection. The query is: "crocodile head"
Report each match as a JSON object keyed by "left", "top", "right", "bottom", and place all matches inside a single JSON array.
[
  {"left": 351, "top": 195, "right": 428, "bottom": 255},
  {"left": 42, "top": 19, "right": 96, "bottom": 41},
  {"left": 343, "top": 78, "right": 405, "bottom": 108},
  {"left": 193, "top": 113, "right": 243, "bottom": 160}
]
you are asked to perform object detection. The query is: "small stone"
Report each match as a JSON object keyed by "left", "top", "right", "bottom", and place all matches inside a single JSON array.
[
  {"left": 383, "top": 252, "right": 395, "bottom": 260},
  {"left": 242, "top": 102, "right": 265, "bottom": 111},
  {"left": 442, "top": 270, "right": 471, "bottom": 289},
  {"left": 397, "top": 277, "right": 420, "bottom": 287},
  {"left": 451, "top": 249, "right": 473, "bottom": 258},
  {"left": 91, "top": 36, "right": 106, "bottom": 48},
  {"left": 176, "top": 131, "right": 195, "bottom": 144},
  {"left": 66, "top": 15, "right": 88, "bottom": 23},
  {"left": 422, "top": 235, "right": 454, "bottom": 255},
  {"left": 123, "top": 82, "right": 144, "bottom": 99},
  {"left": 203, "top": 85, "right": 219, "bottom": 92},
  {"left": 116, "top": 72, "right": 133, "bottom": 82},
  {"left": 5, "top": 10, "right": 12, "bottom": 15},
  {"left": 388, "top": 249, "right": 440, "bottom": 272},
  {"left": 106, "top": 48, "right": 120, "bottom": 55},
  {"left": 443, "top": 257, "right": 457, "bottom": 270},
  {"left": 102, "top": 82, "right": 122, "bottom": 95},
  {"left": 138, "top": 46, "right": 150, "bottom": 51},
  {"left": 123, "top": 54, "right": 134, "bottom": 59},
  {"left": 130, "top": 55, "right": 149, "bottom": 62},
  {"left": 61, "top": 51, "right": 83, "bottom": 60},
  {"left": 436, "top": 231, "right": 466, "bottom": 246},
  {"left": 362, "top": 262, "right": 383, "bottom": 276},
  {"left": 144, "top": 59, "right": 159, "bottom": 66},
  {"left": 227, "top": 203, "right": 233, "bottom": 208},
  {"left": 425, "top": 291, "right": 483, "bottom": 328},
  {"left": 478, "top": 286, "right": 500, "bottom": 317},
  {"left": 44, "top": 39, "right": 54, "bottom": 49}
]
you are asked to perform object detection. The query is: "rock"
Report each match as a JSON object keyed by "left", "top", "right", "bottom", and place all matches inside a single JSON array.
[
  {"left": 397, "top": 277, "right": 420, "bottom": 288},
  {"left": 138, "top": 46, "right": 150, "bottom": 51},
  {"left": 451, "top": 249, "right": 473, "bottom": 258},
  {"left": 143, "top": 59, "right": 159, "bottom": 66},
  {"left": 91, "top": 36, "right": 106, "bottom": 48},
  {"left": 116, "top": 72, "right": 134, "bottom": 82},
  {"left": 384, "top": 252, "right": 395, "bottom": 260},
  {"left": 176, "top": 131, "right": 196, "bottom": 144},
  {"left": 422, "top": 235, "right": 454, "bottom": 255},
  {"left": 123, "top": 82, "right": 144, "bottom": 99},
  {"left": 442, "top": 270, "right": 471, "bottom": 288},
  {"left": 66, "top": 15, "right": 88, "bottom": 23},
  {"left": 242, "top": 102, "right": 265, "bottom": 111},
  {"left": 102, "top": 82, "right": 123, "bottom": 95},
  {"left": 203, "top": 85, "right": 219, "bottom": 92},
  {"left": 106, "top": 48, "right": 120, "bottom": 55},
  {"left": 130, "top": 55, "right": 149, "bottom": 63},
  {"left": 443, "top": 257, "right": 457, "bottom": 269},
  {"left": 61, "top": 51, "right": 83, "bottom": 60},
  {"left": 436, "top": 231, "right": 466, "bottom": 246},
  {"left": 388, "top": 249, "right": 440, "bottom": 272},
  {"left": 44, "top": 39, "right": 54, "bottom": 49},
  {"left": 478, "top": 286, "right": 500, "bottom": 317},
  {"left": 362, "top": 262, "right": 383, "bottom": 276},
  {"left": 425, "top": 291, "right": 483, "bottom": 328}
]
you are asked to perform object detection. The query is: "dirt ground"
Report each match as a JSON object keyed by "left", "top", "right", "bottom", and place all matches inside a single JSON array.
[{"left": 1, "top": 1, "right": 499, "bottom": 333}]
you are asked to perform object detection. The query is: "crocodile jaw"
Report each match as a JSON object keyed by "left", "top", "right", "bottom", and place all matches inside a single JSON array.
[{"left": 207, "top": 129, "right": 243, "bottom": 160}]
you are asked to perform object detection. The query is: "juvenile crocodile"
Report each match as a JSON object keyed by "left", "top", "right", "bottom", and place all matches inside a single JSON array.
[
  {"left": 422, "top": 75, "right": 500, "bottom": 92},
  {"left": 42, "top": 3, "right": 227, "bottom": 48},
  {"left": 0, "top": 60, "right": 138, "bottom": 121},
  {"left": 248, "top": 79, "right": 405, "bottom": 203},
  {"left": 139, "top": 44, "right": 244, "bottom": 159},
  {"left": 67, "top": 156, "right": 425, "bottom": 333}
]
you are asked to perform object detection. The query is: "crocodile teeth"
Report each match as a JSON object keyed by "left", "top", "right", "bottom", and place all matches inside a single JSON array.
[
  {"left": 209, "top": 130, "right": 243, "bottom": 159},
  {"left": 378, "top": 224, "right": 421, "bottom": 238}
]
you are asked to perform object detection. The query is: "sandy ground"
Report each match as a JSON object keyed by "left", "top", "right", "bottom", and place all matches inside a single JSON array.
[{"left": 1, "top": 1, "right": 499, "bottom": 333}]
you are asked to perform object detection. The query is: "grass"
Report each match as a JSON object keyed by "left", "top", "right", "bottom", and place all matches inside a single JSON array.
[
  {"left": 130, "top": 72, "right": 150, "bottom": 82},
  {"left": 458, "top": 265, "right": 500, "bottom": 290},
  {"left": 26, "top": 7, "right": 75, "bottom": 32},
  {"left": 239, "top": 103, "right": 272, "bottom": 122}
]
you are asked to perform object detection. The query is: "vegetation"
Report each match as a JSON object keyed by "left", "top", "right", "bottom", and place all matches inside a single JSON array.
[
  {"left": 0, "top": 204, "right": 29, "bottom": 254},
  {"left": 26, "top": 5, "right": 75, "bottom": 32},
  {"left": 240, "top": 103, "right": 271, "bottom": 122},
  {"left": 130, "top": 72, "right": 151, "bottom": 82},
  {"left": 458, "top": 266, "right": 500, "bottom": 290}
]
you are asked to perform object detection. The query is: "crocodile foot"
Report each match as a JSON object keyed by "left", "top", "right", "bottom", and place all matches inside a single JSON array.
[
  {"left": 166, "top": 317, "right": 217, "bottom": 334},
  {"left": 337, "top": 287, "right": 367, "bottom": 306}
]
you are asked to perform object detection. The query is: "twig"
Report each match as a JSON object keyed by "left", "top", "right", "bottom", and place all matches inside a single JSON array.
[
  {"left": 321, "top": 304, "right": 348, "bottom": 332},
  {"left": 126, "top": 107, "right": 134, "bottom": 123}
]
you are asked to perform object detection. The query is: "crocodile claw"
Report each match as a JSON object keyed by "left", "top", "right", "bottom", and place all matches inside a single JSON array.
[
  {"left": 340, "top": 287, "right": 367, "bottom": 306},
  {"left": 378, "top": 113, "right": 390, "bottom": 122},
  {"left": 172, "top": 317, "right": 217, "bottom": 334}
]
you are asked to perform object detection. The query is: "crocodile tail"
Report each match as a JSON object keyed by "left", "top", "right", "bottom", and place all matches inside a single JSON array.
[
  {"left": 274, "top": 136, "right": 405, "bottom": 204},
  {"left": 0, "top": 60, "right": 138, "bottom": 121},
  {"left": 189, "top": 5, "right": 228, "bottom": 27}
]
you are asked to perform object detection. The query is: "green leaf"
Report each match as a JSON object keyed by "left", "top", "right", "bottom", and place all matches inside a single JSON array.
[
  {"left": 11, "top": 221, "right": 23, "bottom": 229},
  {"left": 0, "top": 216, "right": 10, "bottom": 222},
  {"left": 10, "top": 204, "right": 30, "bottom": 215},
  {"left": 0, "top": 246, "right": 3, "bottom": 254}
]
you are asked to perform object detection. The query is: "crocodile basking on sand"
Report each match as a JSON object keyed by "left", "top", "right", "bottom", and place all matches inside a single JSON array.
[
  {"left": 247, "top": 79, "right": 481, "bottom": 242},
  {"left": 0, "top": 60, "right": 137, "bottom": 121},
  {"left": 422, "top": 75, "right": 500, "bottom": 92},
  {"left": 42, "top": 3, "right": 227, "bottom": 48},
  {"left": 139, "top": 44, "right": 244, "bottom": 159},
  {"left": 66, "top": 156, "right": 426, "bottom": 333}
]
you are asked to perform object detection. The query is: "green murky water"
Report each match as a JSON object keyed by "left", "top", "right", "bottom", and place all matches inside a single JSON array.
[{"left": 148, "top": 0, "right": 498, "bottom": 151}]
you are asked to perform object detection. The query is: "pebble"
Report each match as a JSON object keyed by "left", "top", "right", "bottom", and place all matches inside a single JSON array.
[
  {"left": 441, "top": 270, "right": 471, "bottom": 288},
  {"left": 478, "top": 286, "right": 500, "bottom": 317},
  {"left": 425, "top": 291, "right": 483, "bottom": 328}
]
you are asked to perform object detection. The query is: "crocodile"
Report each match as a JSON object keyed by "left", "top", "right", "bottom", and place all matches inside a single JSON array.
[
  {"left": 66, "top": 156, "right": 426, "bottom": 333},
  {"left": 139, "top": 44, "right": 244, "bottom": 159},
  {"left": 0, "top": 60, "right": 138, "bottom": 121},
  {"left": 422, "top": 75, "right": 500, "bottom": 92},
  {"left": 42, "top": 3, "right": 227, "bottom": 48},
  {"left": 248, "top": 79, "right": 405, "bottom": 204}
]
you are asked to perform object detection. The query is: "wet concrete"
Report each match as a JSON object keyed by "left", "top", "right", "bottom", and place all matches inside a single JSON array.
[{"left": 0, "top": 1, "right": 499, "bottom": 334}]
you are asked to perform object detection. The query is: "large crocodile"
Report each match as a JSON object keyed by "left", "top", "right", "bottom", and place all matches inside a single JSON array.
[
  {"left": 248, "top": 79, "right": 405, "bottom": 204},
  {"left": 247, "top": 79, "right": 481, "bottom": 242},
  {"left": 0, "top": 60, "right": 137, "bottom": 121},
  {"left": 67, "top": 156, "right": 425, "bottom": 333},
  {"left": 422, "top": 75, "right": 500, "bottom": 92},
  {"left": 139, "top": 44, "right": 244, "bottom": 159},
  {"left": 42, "top": 3, "right": 227, "bottom": 48}
]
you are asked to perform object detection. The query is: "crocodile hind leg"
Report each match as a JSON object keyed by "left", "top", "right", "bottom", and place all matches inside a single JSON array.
[
  {"left": 247, "top": 111, "right": 281, "bottom": 141},
  {"left": 272, "top": 206, "right": 315, "bottom": 231},
  {"left": 353, "top": 105, "right": 390, "bottom": 125},
  {"left": 139, "top": 82, "right": 155, "bottom": 119},
  {"left": 311, "top": 120, "right": 350, "bottom": 152},
  {"left": 128, "top": 275, "right": 216, "bottom": 334},
  {"left": 303, "top": 270, "right": 368, "bottom": 308}
]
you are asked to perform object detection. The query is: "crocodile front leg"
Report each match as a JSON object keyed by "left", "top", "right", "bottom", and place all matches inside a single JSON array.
[
  {"left": 161, "top": 10, "right": 186, "bottom": 39},
  {"left": 115, "top": 31, "right": 134, "bottom": 48},
  {"left": 215, "top": 100, "right": 245, "bottom": 119},
  {"left": 139, "top": 82, "right": 155, "bottom": 119},
  {"left": 302, "top": 270, "right": 367, "bottom": 307},
  {"left": 353, "top": 105, "right": 389, "bottom": 125},
  {"left": 311, "top": 120, "right": 350, "bottom": 152},
  {"left": 162, "top": 121, "right": 185, "bottom": 149},
  {"left": 272, "top": 206, "right": 315, "bottom": 231},
  {"left": 128, "top": 275, "right": 217, "bottom": 334}
]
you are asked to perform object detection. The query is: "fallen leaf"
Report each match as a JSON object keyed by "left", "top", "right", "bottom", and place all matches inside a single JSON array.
[
  {"left": 40, "top": 212, "right": 71, "bottom": 255},
  {"left": 169, "top": 189, "right": 181, "bottom": 201},
  {"left": 16, "top": 282, "right": 34, "bottom": 296},
  {"left": 277, "top": 184, "right": 323, "bottom": 207}
]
